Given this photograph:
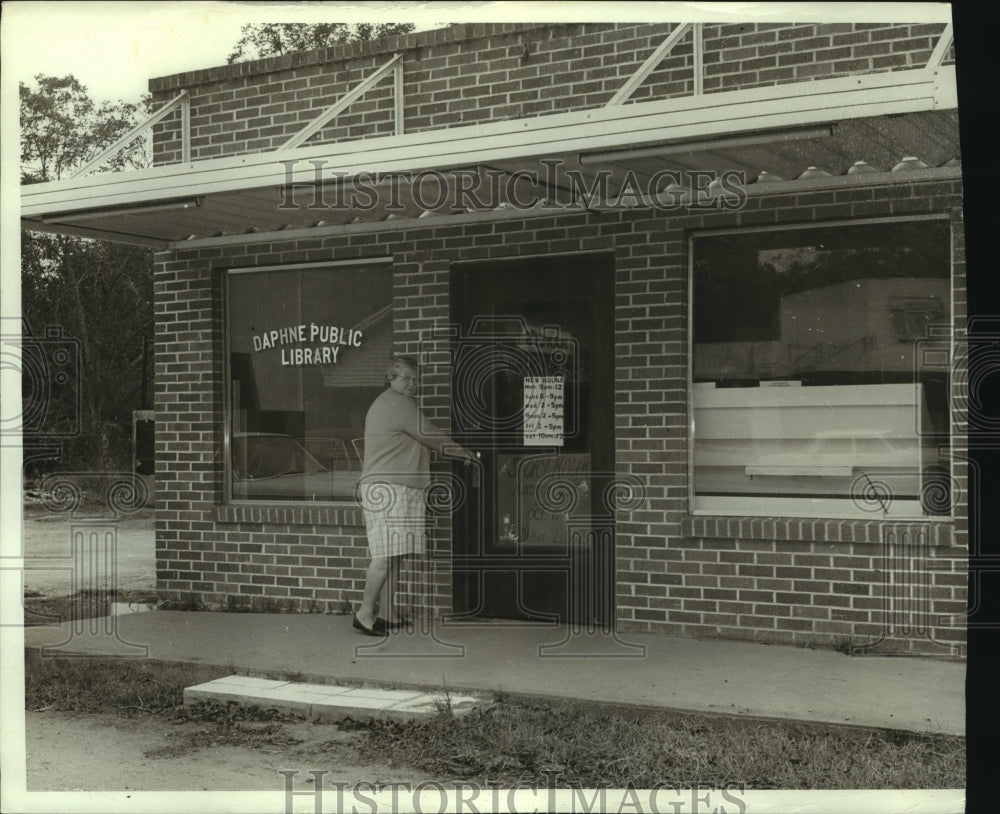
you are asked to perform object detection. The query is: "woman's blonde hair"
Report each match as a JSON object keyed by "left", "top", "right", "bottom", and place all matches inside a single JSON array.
[{"left": 385, "top": 355, "right": 419, "bottom": 386}]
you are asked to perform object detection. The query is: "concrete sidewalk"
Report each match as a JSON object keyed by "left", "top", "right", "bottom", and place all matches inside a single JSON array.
[{"left": 22, "top": 610, "right": 965, "bottom": 736}]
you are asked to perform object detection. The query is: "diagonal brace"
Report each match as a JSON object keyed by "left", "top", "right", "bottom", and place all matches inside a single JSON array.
[
  {"left": 282, "top": 53, "right": 403, "bottom": 149},
  {"left": 72, "top": 91, "right": 190, "bottom": 178},
  {"left": 926, "top": 22, "right": 953, "bottom": 69},
  {"left": 606, "top": 24, "right": 693, "bottom": 106}
]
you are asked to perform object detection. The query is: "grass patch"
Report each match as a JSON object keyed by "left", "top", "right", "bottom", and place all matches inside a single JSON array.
[
  {"left": 23, "top": 653, "right": 965, "bottom": 789},
  {"left": 25, "top": 650, "right": 306, "bottom": 757},
  {"left": 355, "top": 695, "right": 965, "bottom": 790},
  {"left": 24, "top": 649, "right": 227, "bottom": 716}
]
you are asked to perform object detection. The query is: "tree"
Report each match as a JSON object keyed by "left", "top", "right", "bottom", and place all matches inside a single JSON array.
[
  {"left": 227, "top": 22, "right": 416, "bottom": 63},
  {"left": 20, "top": 74, "right": 150, "bottom": 183},
  {"left": 20, "top": 75, "right": 154, "bottom": 476}
]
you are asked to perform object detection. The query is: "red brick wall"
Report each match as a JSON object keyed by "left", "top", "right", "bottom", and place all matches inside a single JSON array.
[
  {"left": 153, "top": 177, "right": 966, "bottom": 656},
  {"left": 149, "top": 21, "right": 952, "bottom": 165}
]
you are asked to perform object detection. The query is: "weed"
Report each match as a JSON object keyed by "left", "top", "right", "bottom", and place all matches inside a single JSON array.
[
  {"left": 223, "top": 593, "right": 246, "bottom": 613},
  {"left": 143, "top": 721, "right": 302, "bottom": 759},
  {"left": 833, "top": 637, "right": 856, "bottom": 655},
  {"left": 170, "top": 698, "right": 301, "bottom": 725},
  {"left": 23, "top": 653, "right": 965, "bottom": 790},
  {"left": 159, "top": 593, "right": 204, "bottom": 611},
  {"left": 352, "top": 695, "right": 965, "bottom": 789},
  {"left": 148, "top": 700, "right": 305, "bottom": 758},
  {"left": 25, "top": 650, "right": 307, "bottom": 757},
  {"left": 433, "top": 684, "right": 455, "bottom": 717},
  {"left": 24, "top": 650, "right": 226, "bottom": 716},
  {"left": 832, "top": 638, "right": 881, "bottom": 657},
  {"left": 250, "top": 596, "right": 286, "bottom": 614}
]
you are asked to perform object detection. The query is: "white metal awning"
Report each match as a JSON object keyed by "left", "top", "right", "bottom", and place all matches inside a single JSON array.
[{"left": 21, "top": 65, "right": 960, "bottom": 250}]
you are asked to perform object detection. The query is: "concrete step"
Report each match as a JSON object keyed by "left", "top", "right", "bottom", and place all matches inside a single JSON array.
[{"left": 183, "top": 674, "right": 483, "bottom": 721}]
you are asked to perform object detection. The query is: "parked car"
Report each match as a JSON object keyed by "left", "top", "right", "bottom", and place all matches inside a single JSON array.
[
  {"left": 301, "top": 436, "right": 362, "bottom": 471},
  {"left": 232, "top": 432, "right": 361, "bottom": 501}
]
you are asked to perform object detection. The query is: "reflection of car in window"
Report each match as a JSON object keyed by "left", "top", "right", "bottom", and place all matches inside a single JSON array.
[
  {"left": 301, "top": 437, "right": 356, "bottom": 471},
  {"left": 232, "top": 433, "right": 360, "bottom": 500}
]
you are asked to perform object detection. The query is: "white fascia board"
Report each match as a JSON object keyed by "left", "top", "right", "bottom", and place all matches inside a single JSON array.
[
  {"left": 22, "top": 66, "right": 956, "bottom": 219},
  {"left": 165, "top": 165, "right": 963, "bottom": 251}
]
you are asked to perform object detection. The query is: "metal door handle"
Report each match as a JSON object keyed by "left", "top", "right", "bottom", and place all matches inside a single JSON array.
[{"left": 470, "top": 450, "right": 481, "bottom": 488}]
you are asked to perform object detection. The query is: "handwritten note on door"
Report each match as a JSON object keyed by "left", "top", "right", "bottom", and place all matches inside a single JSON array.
[
  {"left": 523, "top": 376, "right": 564, "bottom": 446},
  {"left": 496, "top": 452, "right": 592, "bottom": 547}
]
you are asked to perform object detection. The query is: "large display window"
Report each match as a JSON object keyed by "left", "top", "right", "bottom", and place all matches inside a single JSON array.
[
  {"left": 691, "top": 219, "right": 952, "bottom": 518},
  {"left": 226, "top": 259, "right": 392, "bottom": 502}
]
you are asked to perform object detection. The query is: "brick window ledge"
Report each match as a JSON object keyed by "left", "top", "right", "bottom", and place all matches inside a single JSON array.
[
  {"left": 682, "top": 515, "right": 956, "bottom": 547},
  {"left": 215, "top": 502, "right": 365, "bottom": 527}
]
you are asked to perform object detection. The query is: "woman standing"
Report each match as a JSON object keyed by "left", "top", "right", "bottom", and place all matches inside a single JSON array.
[{"left": 353, "top": 356, "right": 476, "bottom": 636}]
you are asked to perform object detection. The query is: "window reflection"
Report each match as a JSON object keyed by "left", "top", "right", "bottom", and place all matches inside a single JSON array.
[
  {"left": 227, "top": 264, "right": 393, "bottom": 502},
  {"left": 692, "top": 220, "right": 952, "bottom": 518}
]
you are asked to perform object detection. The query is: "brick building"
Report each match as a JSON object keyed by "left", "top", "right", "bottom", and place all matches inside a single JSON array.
[{"left": 22, "top": 18, "right": 966, "bottom": 655}]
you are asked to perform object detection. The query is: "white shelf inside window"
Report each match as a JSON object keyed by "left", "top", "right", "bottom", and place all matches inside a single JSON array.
[{"left": 692, "top": 382, "right": 942, "bottom": 519}]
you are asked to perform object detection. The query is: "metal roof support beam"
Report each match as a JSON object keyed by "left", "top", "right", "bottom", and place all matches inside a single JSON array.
[
  {"left": 40, "top": 197, "right": 201, "bottom": 223},
  {"left": 394, "top": 56, "right": 405, "bottom": 136},
  {"left": 927, "top": 23, "right": 954, "bottom": 69},
  {"left": 281, "top": 53, "right": 403, "bottom": 149},
  {"left": 693, "top": 23, "right": 704, "bottom": 96},
  {"left": 180, "top": 93, "right": 191, "bottom": 163},
  {"left": 577, "top": 125, "right": 834, "bottom": 164},
  {"left": 71, "top": 90, "right": 190, "bottom": 179},
  {"left": 20, "top": 218, "right": 168, "bottom": 248},
  {"left": 606, "top": 23, "right": 692, "bottom": 106}
]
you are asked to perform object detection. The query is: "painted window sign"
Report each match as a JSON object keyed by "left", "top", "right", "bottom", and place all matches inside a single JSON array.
[
  {"left": 523, "top": 375, "right": 564, "bottom": 446},
  {"left": 251, "top": 322, "right": 364, "bottom": 365},
  {"left": 226, "top": 262, "right": 393, "bottom": 502}
]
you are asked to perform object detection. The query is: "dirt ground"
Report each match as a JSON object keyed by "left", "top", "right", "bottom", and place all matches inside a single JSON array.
[
  {"left": 17, "top": 505, "right": 439, "bottom": 795},
  {"left": 24, "top": 709, "right": 437, "bottom": 792},
  {"left": 19, "top": 507, "right": 156, "bottom": 598}
]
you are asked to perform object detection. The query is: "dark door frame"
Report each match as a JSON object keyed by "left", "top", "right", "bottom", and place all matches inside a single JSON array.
[{"left": 448, "top": 252, "right": 616, "bottom": 625}]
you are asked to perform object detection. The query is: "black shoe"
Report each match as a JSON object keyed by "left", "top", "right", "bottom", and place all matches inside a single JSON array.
[
  {"left": 378, "top": 617, "right": 410, "bottom": 631},
  {"left": 353, "top": 614, "right": 387, "bottom": 637}
]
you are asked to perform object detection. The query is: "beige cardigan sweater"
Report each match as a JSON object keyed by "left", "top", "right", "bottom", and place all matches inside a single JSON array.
[{"left": 360, "top": 388, "right": 453, "bottom": 489}]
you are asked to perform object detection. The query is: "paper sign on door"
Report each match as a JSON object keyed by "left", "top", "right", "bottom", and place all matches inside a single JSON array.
[{"left": 523, "top": 375, "right": 564, "bottom": 446}]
